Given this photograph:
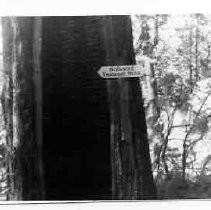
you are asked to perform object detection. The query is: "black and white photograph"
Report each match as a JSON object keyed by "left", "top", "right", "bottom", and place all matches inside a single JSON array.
[{"left": 1, "top": 5, "right": 211, "bottom": 205}]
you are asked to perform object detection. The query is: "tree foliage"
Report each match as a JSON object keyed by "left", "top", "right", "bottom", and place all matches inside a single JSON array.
[{"left": 133, "top": 14, "right": 211, "bottom": 199}]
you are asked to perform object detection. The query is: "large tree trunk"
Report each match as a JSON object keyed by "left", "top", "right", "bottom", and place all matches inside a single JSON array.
[
  {"left": 1, "top": 15, "right": 156, "bottom": 200},
  {"left": 41, "top": 16, "right": 112, "bottom": 200},
  {"left": 1, "top": 17, "right": 15, "bottom": 200},
  {"left": 2, "top": 17, "right": 45, "bottom": 200},
  {"left": 103, "top": 16, "right": 157, "bottom": 199}
]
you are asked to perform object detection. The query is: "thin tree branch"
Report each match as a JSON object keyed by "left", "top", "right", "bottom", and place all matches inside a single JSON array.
[{"left": 182, "top": 91, "right": 211, "bottom": 181}]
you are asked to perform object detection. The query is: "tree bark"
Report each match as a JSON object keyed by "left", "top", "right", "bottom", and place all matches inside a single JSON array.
[
  {"left": 1, "top": 17, "right": 15, "bottom": 200},
  {"left": 102, "top": 16, "right": 157, "bottom": 200},
  {"left": 2, "top": 17, "right": 45, "bottom": 200}
]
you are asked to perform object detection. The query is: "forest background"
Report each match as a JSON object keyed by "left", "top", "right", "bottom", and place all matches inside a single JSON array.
[{"left": 132, "top": 14, "right": 211, "bottom": 199}]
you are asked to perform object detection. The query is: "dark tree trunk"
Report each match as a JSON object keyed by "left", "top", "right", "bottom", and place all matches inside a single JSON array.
[
  {"left": 1, "top": 17, "right": 15, "bottom": 200},
  {"left": 102, "top": 16, "right": 157, "bottom": 199},
  {"left": 2, "top": 17, "right": 45, "bottom": 200},
  {"left": 1, "top": 15, "right": 156, "bottom": 200},
  {"left": 41, "top": 16, "right": 111, "bottom": 200}
]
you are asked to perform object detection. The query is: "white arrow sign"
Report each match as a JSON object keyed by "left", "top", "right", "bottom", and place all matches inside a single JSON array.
[{"left": 98, "top": 59, "right": 150, "bottom": 79}]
